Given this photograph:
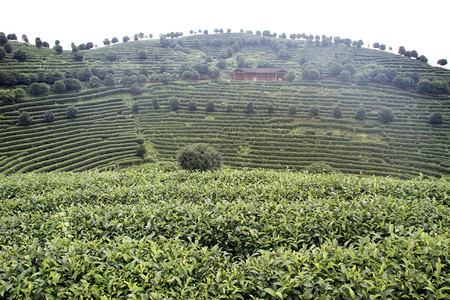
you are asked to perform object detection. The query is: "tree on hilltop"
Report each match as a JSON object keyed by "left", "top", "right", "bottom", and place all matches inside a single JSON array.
[
  {"left": 111, "top": 37, "right": 118, "bottom": 44},
  {"left": 122, "top": 36, "right": 130, "bottom": 43},
  {"left": 437, "top": 58, "right": 447, "bottom": 66},
  {"left": 103, "top": 38, "right": 111, "bottom": 46},
  {"left": 0, "top": 33, "right": 8, "bottom": 46},
  {"left": 417, "top": 55, "right": 428, "bottom": 63},
  {"left": 54, "top": 44, "right": 63, "bottom": 54},
  {"left": 7, "top": 33, "right": 17, "bottom": 40},
  {"left": 35, "top": 37, "right": 43, "bottom": 48}
]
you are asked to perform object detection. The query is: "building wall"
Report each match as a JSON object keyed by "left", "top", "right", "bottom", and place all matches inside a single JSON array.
[{"left": 233, "top": 72, "right": 285, "bottom": 81}]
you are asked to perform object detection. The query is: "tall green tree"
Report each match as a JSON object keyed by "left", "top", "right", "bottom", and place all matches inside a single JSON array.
[
  {"left": 0, "top": 33, "right": 8, "bottom": 46},
  {"left": 35, "top": 37, "right": 43, "bottom": 48},
  {"left": 437, "top": 58, "right": 447, "bottom": 66}
]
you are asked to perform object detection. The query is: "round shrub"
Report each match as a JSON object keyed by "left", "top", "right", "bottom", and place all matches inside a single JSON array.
[
  {"left": 89, "top": 76, "right": 102, "bottom": 88},
  {"left": 302, "top": 67, "right": 320, "bottom": 80},
  {"left": 393, "top": 75, "right": 414, "bottom": 90},
  {"left": 64, "top": 78, "right": 82, "bottom": 92},
  {"left": 43, "top": 110, "right": 55, "bottom": 122},
  {"left": 66, "top": 106, "right": 78, "bottom": 119},
  {"left": 333, "top": 106, "right": 342, "bottom": 118},
  {"left": 378, "top": 107, "right": 394, "bottom": 124},
  {"left": 339, "top": 70, "right": 351, "bottom": 82},
  {"left": 288, "top": 105, "right": 297, "bottom": 114},
  {"left": 169, "top": 98, "right": 180, "bottom": 111},
  {"left": 14, "top": 88, "right": 26, "bottom": 102},
  {"left": 18, "top": 111, "right": 33, "bottom": 126},
  {"left": 205, "top": 101, "right": 215, "bottom": 112},
  {"left": 136, "top": 144, "right": 147, "bottom": 158},
  {"left": 429, "top": 112, "right": 443, "bottom": 125},
  {"left": 267, "top": 103, "right": 275, "bottom": 115},
  {"left": 152, "top": 98, "right": 160, "bottom": 110},
  {"left": 310, "top": 105, "right": 320, "bottom": 116},
  {"left": 104, "top": 75, "right": 116, "bottom": 86},
  {"left": 246, "top": 102, "right": 255, "bottom": 114},
  {"left": 29, "top": 82, "right": 50, "bottom": 96},
  {"left": 177, "top": 143, "right": 222, "bottom": 171},
  {"left": 0, "top": 90, "right": 15, "bottom": 105},
  {"left": 188, "top": 101, "right": 197, "bottom": 111},
  {"left": 354, "top": 107, "right": 366, "bottom": 120},
  {"left": 285, "top": 71, "right": 296, "bottom": 82},
  {"left": 138, "top": 50, "right": 147, "bottom": 59},
  {"left": 130, "top": 83, "right": 142, "bottom": 95},
  {"left": 52, "top": 80, "right": 66, "bottom": 93},
  {"left": 131, "top": 102, "right": 139, "bottom": 113}
]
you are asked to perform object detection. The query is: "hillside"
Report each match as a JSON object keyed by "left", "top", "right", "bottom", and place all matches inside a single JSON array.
[
  {"left": 0, "top": 32, "right": 449, "bottom": 177},
  {"left": 0, "top": 168, "right": 448, "bottom": 298}
]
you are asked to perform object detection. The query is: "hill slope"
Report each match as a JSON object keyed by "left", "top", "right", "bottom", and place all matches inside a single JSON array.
[{"left": 0, "top": 33, "right": 449, "bottom": 177}]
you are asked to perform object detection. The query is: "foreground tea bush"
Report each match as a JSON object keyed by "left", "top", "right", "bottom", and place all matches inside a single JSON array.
[{"left": 0, "top": 169, "right": 449, "bottom": 298}]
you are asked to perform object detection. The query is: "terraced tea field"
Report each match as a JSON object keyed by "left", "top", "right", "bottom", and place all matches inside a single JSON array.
[
  {"left": 0, "top": 168, "right": 448, "bottom": 298},
  {"left": 0, "top": 33, "right": 449, "bottom": 177},
  {"left": 138, "top": 80, "right": 449, "bottom": 178}
]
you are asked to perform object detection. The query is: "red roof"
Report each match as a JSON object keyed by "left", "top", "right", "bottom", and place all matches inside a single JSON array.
[{"left": 234, "top": 68, "right": 287, "bottom": 74}]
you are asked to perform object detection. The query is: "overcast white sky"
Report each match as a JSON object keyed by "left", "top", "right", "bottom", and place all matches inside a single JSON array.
[{"left": 2, "top": 0, "right": 449, "bottom": 67}]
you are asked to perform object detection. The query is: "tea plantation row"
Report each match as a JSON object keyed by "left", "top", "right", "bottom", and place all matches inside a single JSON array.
[{"left": 0, "top": 169, "right": 448, "bottom": 298}]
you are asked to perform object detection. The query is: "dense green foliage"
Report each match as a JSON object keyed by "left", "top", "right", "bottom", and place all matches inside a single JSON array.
[
  {"left": 177, "top": 143, "right": 222, "bottom": 171},
  {"left": 0, "top": 169, "right": 448, "bottom": 298}
]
